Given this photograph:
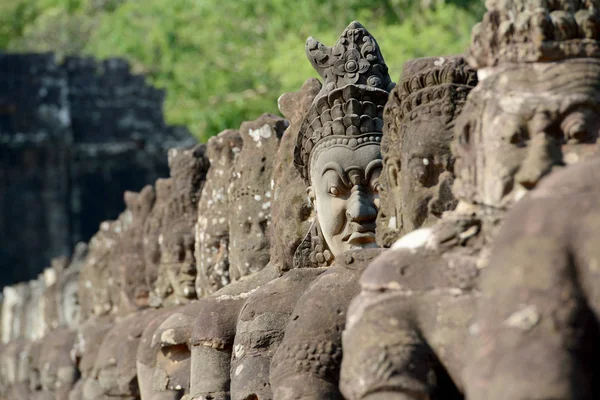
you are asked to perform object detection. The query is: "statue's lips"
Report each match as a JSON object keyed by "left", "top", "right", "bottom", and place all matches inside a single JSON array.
[{"left": 346, "top": 231, "right": 376, "bottom": 245}]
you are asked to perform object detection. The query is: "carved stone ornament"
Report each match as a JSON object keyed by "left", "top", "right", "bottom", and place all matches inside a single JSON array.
[{"left": 469, "top": 0, "right": 600, "bottom": 69}]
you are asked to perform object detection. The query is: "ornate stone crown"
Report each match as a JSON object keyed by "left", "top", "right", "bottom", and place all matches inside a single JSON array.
[
  {"left": 469, "top": 0, "right": 600, "bottom": 68},
  {"left": 391, "top": 56, "right": 477, "bottom": 127},
  {"left": 294, "top": 21, "right": 394, "bottom": 184}
]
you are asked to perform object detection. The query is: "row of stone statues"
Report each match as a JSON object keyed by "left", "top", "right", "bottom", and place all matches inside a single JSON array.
[{"left": 3, "top": 0, "right": 600, "bottom": 399}]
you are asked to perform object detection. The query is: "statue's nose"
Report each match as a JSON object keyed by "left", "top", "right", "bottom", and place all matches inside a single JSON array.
[
  {"left": 428, "top": 171, "right": 456, "bottom": 217},
  {"left": 515, "top": 133, "right": 561, "bottom": 189},
  {"left": 346, "top": 186, "right": 377, "bottom": 223}
]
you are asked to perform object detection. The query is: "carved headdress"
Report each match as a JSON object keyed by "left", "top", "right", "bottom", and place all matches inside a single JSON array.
[
  {"left": 469, "top": 0, "right": 600, "bottom": 69},
  {"left": 294, "top": 21, "right": 395, "bottom": 184},
  {"left": 383, "top": 56, "right": 477, "bottom": 158}
]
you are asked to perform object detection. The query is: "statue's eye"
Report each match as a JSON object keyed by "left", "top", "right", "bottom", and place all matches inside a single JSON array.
[
  {"left": 410, "top": 157, "right": 430, "bottom": 185},
  {"left": 328, "top": 186, "right": 340, "bottom": 196}
]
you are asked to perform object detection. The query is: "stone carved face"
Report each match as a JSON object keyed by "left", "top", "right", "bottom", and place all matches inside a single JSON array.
[
  {"left": 454, "top": 60, "right": 600, "bottom": 209},
  {"left": 196, "top": 213, "right": 229, "bottom": 290},
  {"left": 229, "top": 197, "right": 271, "bottom": 279},
  {"left": 162, "top": 227, "right": 197, "bottom": 301},
  {"left": 308, "top": 144, "right": 381, "bottom": 256},
  {"left": 387, "top": 118, "right": 456, "bottom": 234}
]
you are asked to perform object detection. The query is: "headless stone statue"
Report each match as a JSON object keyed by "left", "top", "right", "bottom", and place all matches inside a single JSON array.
[{"left": 340, "top": 2, "right": 600, "bottom": 398}]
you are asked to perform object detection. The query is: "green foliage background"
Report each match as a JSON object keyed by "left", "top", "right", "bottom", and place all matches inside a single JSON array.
[{"left": 0, "top": 0, "right": 484, "bottom": 142}]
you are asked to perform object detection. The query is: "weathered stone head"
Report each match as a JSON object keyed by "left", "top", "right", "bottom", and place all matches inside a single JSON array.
[
  {"left": 153, "top": 144, "right": 209, "bottom": 306},
  {"left": 293, "top": 21, "right": 393, "bottom": 262},
  {"left": 109, "top": 186, "right": 155, "bottom": 315},
  {"left": 42, "top": 256, "right": 69, "bottom": 331},
  {"left": 58, "top": 242, "right": 87, "bottom": 329},
  {"left": 377, "top": 56, "right": 477, "bottom": 246},
  {"left": 1, "top": 284, "right": 27, "bottom": 344},
  {"left": 195, "top": 129, "right": 243, "bottom": 296},
  {"left": 454, "top": 0, "right": 600, "bottom": 211},
  {"left": 270, "top": 78, "right": 322, "bottom": 272},
  {"left": 227, "top": 114, "right": 287, "bottom": 281},
  {"left": 23, "top": 277, "right": 46, "bottom": 341},
  {"left": 144, "top": 177, "right": 172, "bottom": 297},
  {"left": 78, "top": 219, "right": 121, "bottom": 320}
]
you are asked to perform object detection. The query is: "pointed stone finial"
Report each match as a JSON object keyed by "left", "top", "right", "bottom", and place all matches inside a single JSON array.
[{"left": 306, "top": 21, "right": 394, "bottom": 96}]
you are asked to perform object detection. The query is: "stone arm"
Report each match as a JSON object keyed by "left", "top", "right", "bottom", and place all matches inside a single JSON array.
[
  {"left": 465, "top": 188, "right": 600, "bottom": 400},
  {"left": 230, "top": 267, "right": 327, "bottom": 400},
  {"left": 189, "top": 264, "right": 279, "bottom": 400},
  {"left": 189, "top": 295, "right": 250, "bottom": 400},
  {"left": 341, "top": 290, "right": 437, "bottom": 400},
  {"left": 269, "top": 256, "right": 367, "bottom": 400},
  {"left": 340, "top": 249, "right": 455, "bottom": 400},
  {"left": 136, "top": 308, "right": 186, "bottom": 400}
]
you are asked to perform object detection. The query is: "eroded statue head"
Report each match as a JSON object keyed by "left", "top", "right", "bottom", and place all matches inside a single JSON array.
[
  {"left": 227, "top": 115, "right": 286, "bottom": 280},
  {"left": 195, "top": 129, "right": 243, "bottom": 296},
  {"left": 454, "top": 0, "right": 600, "bottom": 210},
  {"left": 378, "top": 56, "right": 477, "bottom": 245},
  {"left": 154, "top": 144, "right": 209, "bottom": 306}
]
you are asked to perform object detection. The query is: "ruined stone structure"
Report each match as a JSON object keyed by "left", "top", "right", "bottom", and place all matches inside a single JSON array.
[
  {"left": 0, "top": 53, "right": 195, "bottom": 288},
  {"left": 4, "top": 4, "right": 600, "bottom": 400}
]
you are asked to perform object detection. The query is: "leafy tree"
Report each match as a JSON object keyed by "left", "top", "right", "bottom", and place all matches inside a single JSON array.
[{"left": 0, "top": 0, "right": 484, "bottom": 142}]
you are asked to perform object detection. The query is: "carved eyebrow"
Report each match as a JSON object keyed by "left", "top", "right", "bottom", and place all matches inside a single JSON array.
[
  {"left": 365, "top": 159, "right": 383, "bottom": 180},
  {"left": 322, "top": 162, "right": 351, "bottom": 186}
]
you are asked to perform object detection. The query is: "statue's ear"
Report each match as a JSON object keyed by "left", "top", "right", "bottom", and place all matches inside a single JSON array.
[
  {"left": 306, "top": 186, "right": 316, "bottom": 210},
  {"left": 387, "top": 161, "right": 400, "bottom": 191}
]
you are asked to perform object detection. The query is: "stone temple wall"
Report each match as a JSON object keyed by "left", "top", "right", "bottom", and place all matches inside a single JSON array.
[{"left": 0, "top": 53, "right": 195, "bottom": 288}]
